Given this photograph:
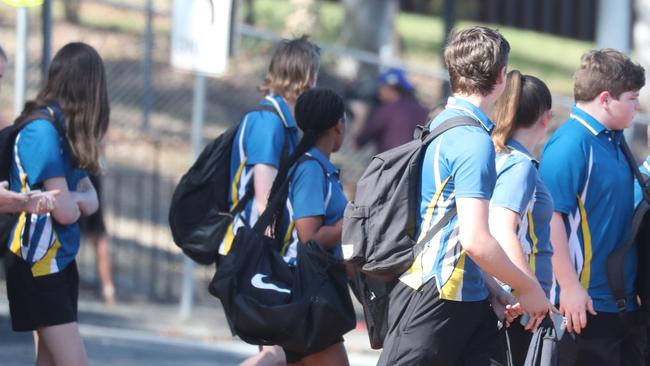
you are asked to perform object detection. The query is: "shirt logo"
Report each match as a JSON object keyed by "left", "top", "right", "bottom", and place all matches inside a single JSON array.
[{"left": 250, "top": 273, "right": 291, "bottom": 294}]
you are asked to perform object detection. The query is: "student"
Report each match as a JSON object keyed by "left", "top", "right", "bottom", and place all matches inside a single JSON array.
[
  {"left": 490, "top": 70, "right": 555, "bottom": 364},
  {"left": 539, "top": 49, "right": 646, "bottom": 365},
  {"left": 4, "top": 42, "right": 108, "bottom": 366},
  {"left": 379, "top": 26, "right": 549, "bottom": 366},
  {"left": 265, "top": 88, "right": 350, "bottom": 366},
  {"left": 354, "top": 67, "right": 429, "bottom": 152},
  {"left": 220, "top": 35, "right": 321, "bottom": 366}
]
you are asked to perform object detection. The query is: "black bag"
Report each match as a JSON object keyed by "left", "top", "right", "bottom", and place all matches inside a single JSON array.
[
  {"left": 606, "top": 137, "right": 650, "bottom": 315},
  {"left": 168, "top": 104, "right": 284, "bottom": 265},
  {"left": 209, "top": 163, "right": 355, "bottom": 354},
  {"left": 342, "top": 116, "right": 481, "bottom": 280},
  {"left": 0, "top": 107, "right": 60, "bottom": 257},
  {"left": 348, "top": 271, "right": 393, "bottom": 349}
]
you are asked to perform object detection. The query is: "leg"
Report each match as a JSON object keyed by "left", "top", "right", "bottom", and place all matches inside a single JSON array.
[
  {"left": 559, "top": 312, "right": 624, "bottom": 366},
  {"left": 34, "top": 331, "right": 55, "bottom": 366},
  {"left": 462, "top": 304, "right": 505, "bottom": 366},
  {"left": 239, "top": 345, "right": 286, "bottom": 366},
  {"left": 36, "top": 322, "right": 88, "bottom": 366},
  {"left": 621, "top": 320, "right": 647, "bottom": 366},
  {"left": 300, "top": 342, "right": 349, "bottom": 366},
  {"left": 92, "top": 233, "right": 115, "bottom": 304}
]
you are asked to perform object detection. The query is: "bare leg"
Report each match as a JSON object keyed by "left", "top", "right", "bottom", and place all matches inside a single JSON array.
[
  {"left": 299, "top": 342, "right": 349, "bottom": 366},
  {"left": 90, "top": 233, "right": 115, "bottom": 304},
  {"left": 36, "top": 322, "right": 88, "bottom": 366},
  {"left": 34, "top": 332, "right": 55, "bottom": 366},
  {"left": 239, "top": 345, "right": 286, "bottom": 366}
]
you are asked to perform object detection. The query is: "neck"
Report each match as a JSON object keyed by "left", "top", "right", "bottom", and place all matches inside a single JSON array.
[
  {"left": 314, "top": 137, "right": 333, "bottom": 158},
  {"left": 576, "top": 101, "right": 613, "bottom": 129},
  {"left": 454, "top": 93, "right": 497, "bottom": 116},
  {"left": 511, "top": 127, "right": 543, "bottom": 154}
]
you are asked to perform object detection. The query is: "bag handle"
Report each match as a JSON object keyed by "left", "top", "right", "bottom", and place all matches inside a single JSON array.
[{"left": 606, "top": 136, "right": 649, "bottom": 312}]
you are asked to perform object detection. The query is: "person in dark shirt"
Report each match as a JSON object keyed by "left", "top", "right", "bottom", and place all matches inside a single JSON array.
[{"left": 355, "top": 68, "right": 430, "bottom": 152}]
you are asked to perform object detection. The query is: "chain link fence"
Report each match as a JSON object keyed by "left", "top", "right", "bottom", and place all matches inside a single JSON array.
[{"left": 0, "top": 0, "right": 649, "bottom": 306}]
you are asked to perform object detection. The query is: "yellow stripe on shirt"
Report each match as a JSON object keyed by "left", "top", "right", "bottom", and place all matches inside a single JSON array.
[
  {"left": 570, "top": 114, "right": 598, "bottom": 136},
  {"left": 31, "top": 237, "right": 61, "bottom": 277},
  {"left": 440, "top": 250, "right": 467, "bottom": 300},
  {"left": 527, "top": 210, "right": 538, "bottom": 273},
  {"left": 577, "top": 196, "right": 593, "bottom": 289}
]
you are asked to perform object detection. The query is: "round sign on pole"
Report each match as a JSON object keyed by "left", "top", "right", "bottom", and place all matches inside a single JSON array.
[{"left": 2, "top": 0, "right": 44, "bottom": 7}]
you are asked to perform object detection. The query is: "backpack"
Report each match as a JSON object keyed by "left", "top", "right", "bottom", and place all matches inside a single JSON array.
[
  {"left": 168, "top": 104, "right": 285, "bottom": 265},
  {"left": 342, "top": 115, "right": 482, "bottom": 280},
  {"left": 606, "top": 138, "right": 650, "bottom": 316},
  {"left": 0, "top": 107, "right": 61, "bottom": 257}
]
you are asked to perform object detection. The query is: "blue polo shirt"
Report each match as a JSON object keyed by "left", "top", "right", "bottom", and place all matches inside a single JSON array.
[
  {"left": 540, "top": 106, "right": 636, "bottom": 312},
  {"left": 400, "top": 97, "right": 496, "bottom": 302},
  {"left": 219, "top": 95, "right": 299, "bottom": 255},
  {"left": 634, "top": 157, "right": 650, "bottom": 207},
  {"left": 491, "top": 139, "right": 554, "bottom": 298},
  {"left": 7, "top": 103, "right": 88, "bottom": 277},
  {"left": 282, "top": 147, "right": 347, "bottom": 266}
]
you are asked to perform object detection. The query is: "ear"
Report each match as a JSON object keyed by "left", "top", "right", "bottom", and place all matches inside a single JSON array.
[
  {"left": 496, "top": 66, "right": 507, "bottom": 85},
  {"left": 597, "top": 90, "right": 610, "bottom": 107},
  {"left": 334, "top": 119, "right": 345, "bottom": 135}
]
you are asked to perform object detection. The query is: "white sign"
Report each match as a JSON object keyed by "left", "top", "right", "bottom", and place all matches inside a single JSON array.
[{"left": 171, "top": 0, "right": 232, "bottom": 76}]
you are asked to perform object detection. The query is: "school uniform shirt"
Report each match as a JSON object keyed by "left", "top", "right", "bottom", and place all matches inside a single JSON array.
[
  {"left": 220, "top": 95, "right": 300, "bottom": 255},
  {"left": 490, "top": 138, "right": 554, "bottom": 298},
  {"left": 281, "top": 147, "right": 347, "bottom": 266},
  {"left": 7, "top": 103, "right": 88, "bottom": 277},
  {"left": 634, "top": 156, "right": 650, "bottom": 207},
  {"left": 400, "top": 97, "right": 496, "bottom": 302},
  {"left": 539, "top": 106, "right": 636, "bottom": 312}
]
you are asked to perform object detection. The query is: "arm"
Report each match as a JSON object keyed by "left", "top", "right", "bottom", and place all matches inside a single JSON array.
[
  {"left": 456, "top": 197, "right": 548, "bottom": 318},
  {"left": 294, "top": 217, "right": 342, "bottom": 249},
  {"left": 550, "top": 212, "right": 595, "bottom": 334},
  {"left": 44, "top": 177, "right": 80, "bottom": 225},
  {"left": 0, "top": 181, "right": 59, "bottom": 214},
  {"left": 482, "top": 271, "right": 521, "bottom": 326},
  {"left": 253, "top": 164, "right": 277, "bottom": 215},
  {"left": 72, "top": 176, "right": 98, "bottom": 216},
  {"left": 489, "top": 207, "right": 536, "bottom": 280}
]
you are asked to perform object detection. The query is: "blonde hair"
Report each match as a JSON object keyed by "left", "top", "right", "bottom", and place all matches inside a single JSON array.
[
  {"left": 491, "top": 70, "right": 551, "bottom": 153},
  {"left": 257, "top": 35, "right": 320, "bottom": 102}
]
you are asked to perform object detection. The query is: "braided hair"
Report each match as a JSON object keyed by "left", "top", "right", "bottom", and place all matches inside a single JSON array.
[{"left": 266, "top": 88, "right": 345, "bottom": 236}]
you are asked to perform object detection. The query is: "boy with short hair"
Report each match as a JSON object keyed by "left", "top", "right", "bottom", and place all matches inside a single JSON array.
[
  {"left": 540, "top": 49, "right": 646, "bottom": 365},
  {"left": 378, "top": 26, "right": 549, "bottom": 366}
]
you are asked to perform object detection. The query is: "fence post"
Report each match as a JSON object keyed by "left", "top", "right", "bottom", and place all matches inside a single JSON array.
[
  {"left": 142, "top": 0, "right": 154, "bottom": 131},
  {"left": 14, "top": 7, "right": 28, "bottom": 117}
]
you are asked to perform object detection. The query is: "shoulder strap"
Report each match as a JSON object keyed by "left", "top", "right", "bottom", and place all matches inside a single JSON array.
[
  {"left": 15, "top": 106, "right": 61, "bottom": 135},
  {"left": 607, "top": 137, "right": 649, "bottom": 312},
  {"left": 413, "top": 115, "right": 484, "bottom": 250}
]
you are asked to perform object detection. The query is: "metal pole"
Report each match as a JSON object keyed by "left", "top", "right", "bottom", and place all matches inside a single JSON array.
[
  {"left": 179, "top": 73, "right": 206, "bottom": 320},
  {"left": 41, "top": 0, "right": 52, "bottom": 83},
  {"left": 14, "top": 7, "right": 28, "bottom": 117},
  {"left": 142, "top": 0, "right": 154, "bottom": 131}
]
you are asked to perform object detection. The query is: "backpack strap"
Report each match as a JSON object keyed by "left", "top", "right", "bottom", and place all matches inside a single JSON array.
[
  {"left": 413, "top": 115, "right": 484, "bottom": 253},
  {"left": 606, "top": 137, "right": 648, "bottom": 313}
]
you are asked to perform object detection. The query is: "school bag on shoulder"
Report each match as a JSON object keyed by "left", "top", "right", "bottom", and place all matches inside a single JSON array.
[
  {"left": 606, "top": 137, "right": 650, "bottom": 317},
  {"left": 168, "top": 103, "right": 286, "bottom": 265},
  {"left": 0, "top": 106, "right": 61, "bottom": 257},
  {"left": 342, "top": 115, "right": 482, "bottom": 280}
]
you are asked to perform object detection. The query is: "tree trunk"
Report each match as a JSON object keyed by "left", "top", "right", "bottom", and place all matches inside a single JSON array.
[
  {"left": 338, "top": 0, "right": 397, "bottom": 98},
  {"left": 63, "top": 0, "right": 81, "bottom": 24}
]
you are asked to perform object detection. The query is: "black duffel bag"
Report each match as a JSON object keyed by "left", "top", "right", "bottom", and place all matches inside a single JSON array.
[{"left": 208, "top": 168, "right": 355, "bottom": 354}]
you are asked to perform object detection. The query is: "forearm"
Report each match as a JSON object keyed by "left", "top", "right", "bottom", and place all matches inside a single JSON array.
[
  {"left": 72, "top": 190, "right": 98, "bottom": 216},
  {"left": 310, "top": 224, "right": 342, "bottom": 249},
  {"left": 482, "top": 270, "right": 507, "bottom": 295},
  {"left": 494, "top": 231, "right": 536, "bottom": 280},
  {"left": 0, "top": 192, "right": 28, "bottom": 213}
]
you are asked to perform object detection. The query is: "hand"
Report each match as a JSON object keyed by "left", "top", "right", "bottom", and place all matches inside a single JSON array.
[
  {"left": 517, "top": 281, "right": 550, "bottom": 329},
  {"left": 25, "top": 190, "right": 60, "bottom": 215},
  {"left": 489, "top": 289, "right": 522, "bottom": 327},
  {"left": 559, "top": 282, "right": 596, "bottom": 334}
]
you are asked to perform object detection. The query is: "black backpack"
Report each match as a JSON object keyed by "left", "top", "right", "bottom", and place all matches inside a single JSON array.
[
  {"left": 0, "top": 107, "right": 61, "bottom": 256},
  {"left": 606, "top": 138, "right": 650, "bottom": 316},
  {"left": 342, "top": 115, "right": 482, "bottom": 280},
  {"left": 168, "top": 104, "right": 285, "bottom": 265}
]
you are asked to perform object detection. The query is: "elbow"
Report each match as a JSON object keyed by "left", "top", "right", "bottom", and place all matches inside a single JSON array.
[
  {"left": 460, "top": 231, "right": 490, "bottom": 258},
  {"left": 52, "top": 207, "right": 81, "bottom": 225}
]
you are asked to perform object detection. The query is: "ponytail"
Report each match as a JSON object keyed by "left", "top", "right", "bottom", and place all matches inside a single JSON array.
[{"left": 491, "top": 70, "right": 522, "bottom": 153}]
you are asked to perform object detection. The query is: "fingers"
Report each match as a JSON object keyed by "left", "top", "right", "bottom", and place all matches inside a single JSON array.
[
  {"left": 0, "top": 181, "right": 8, "bottom": 189},
  {"left": 587, "top": 297, "right": 597, "bottom": 316},
  {"left": 530, "top": 315, "right": 544, "bottom": 332},
  {"left": 565, "top": 311, "right": 575, "bottom": 334}
]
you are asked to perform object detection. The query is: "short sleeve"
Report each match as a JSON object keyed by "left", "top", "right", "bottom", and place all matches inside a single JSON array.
[
  {"left": 245, "top": 111, "right": 287, "bottom": 168},
  {"left": 491, "top": 159, "right": 537, "bottom": 215},
  {"left": 447, "top": 129, "right": 496, "bottom": 199},
  {"left": 539, "top": 134, "right": 586, "bottom": 214},
  {"left": 290, "top": 161, "right": 327, "bottom": 220},
  {"left": 16, "top": 120, "right": 65, "bottom": 186}
]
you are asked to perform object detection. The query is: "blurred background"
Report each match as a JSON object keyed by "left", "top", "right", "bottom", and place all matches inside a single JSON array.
[{"left": 1, "top": 0, "right": 649, "bottom": 364}]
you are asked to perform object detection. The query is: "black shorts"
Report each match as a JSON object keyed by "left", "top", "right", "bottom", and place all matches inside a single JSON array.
[
  {"left": 558, "top": 311, "right": 646, "bottom": 366},
  {"left": 378, "top": 279, "right": 505, "bottom": 366},
  {"left": 504, "top": 320, "right": 533, "bottom": 365},
  {"left": 78, "top": 175, "right": 106, "bottom": 235},
  {"left": 4, "top": 252, "right": 79, "bottom": 332},
  {"left": 283, "top": 337, "right": 345, "bottom": 363}
]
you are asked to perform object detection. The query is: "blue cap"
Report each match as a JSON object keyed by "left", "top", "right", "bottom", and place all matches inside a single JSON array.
[{"left": 379, "top": 67, "right": 415, "bottom": 92}]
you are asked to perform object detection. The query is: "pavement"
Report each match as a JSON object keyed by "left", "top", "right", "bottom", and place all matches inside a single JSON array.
[{"left": 0, "top": 288, "right": 381, "bottom": 366}]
